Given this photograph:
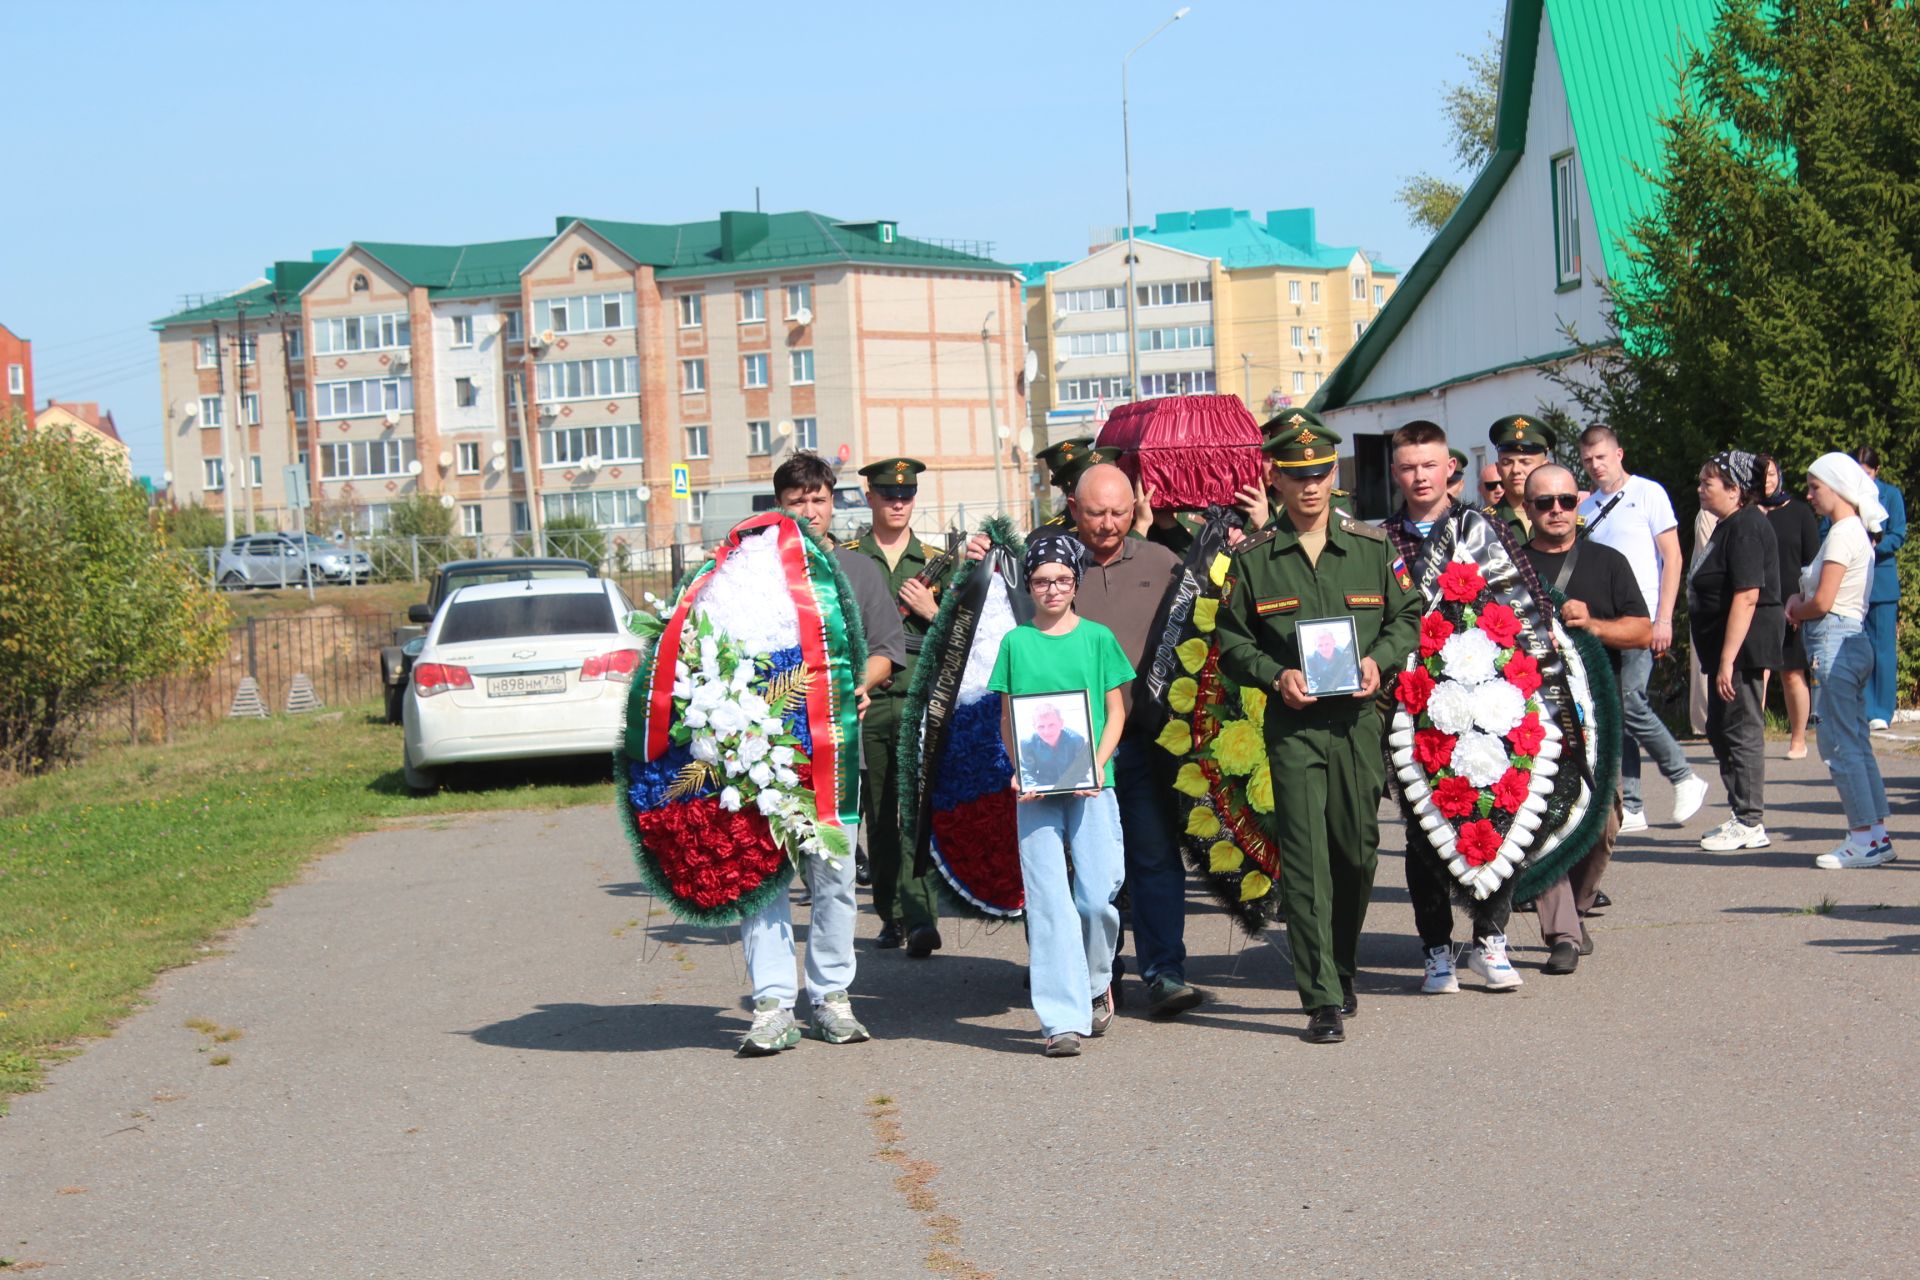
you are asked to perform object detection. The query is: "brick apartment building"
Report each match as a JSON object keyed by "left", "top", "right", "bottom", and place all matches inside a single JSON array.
[{"left": 1, "top": 320, "right": 32, "bottom": 418}]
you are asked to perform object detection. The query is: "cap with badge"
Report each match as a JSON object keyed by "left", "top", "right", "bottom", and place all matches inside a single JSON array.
[
  {"left": 1035, "top": 436, "right": 1124, "bottom": 492},
  {"left": 1448, "top": 447, "right": 1468, "bottom": 474},
  {"left": 1263, "top": 417, "right": 1342, "bottom": 478},
  {"left": 858, "top": 456, "right": 926, "bottom": 500},
  {"left": 1489, "top": 414, "right": 1557, "bottom": 455},
  {"left": 1261, "top": 406, "right": 1326, "bottom": 442}
]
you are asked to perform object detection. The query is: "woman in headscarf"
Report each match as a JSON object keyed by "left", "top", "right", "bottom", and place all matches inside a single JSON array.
[
  {"left": 1759, "top": 455, "right": 1820, "bottom": 759},
  {"left": 1785, "top": 453, "right": 1894, "bottom": 869},
  {"left": 1688, "top": 451, "right": 1783, "bottom": 853}
]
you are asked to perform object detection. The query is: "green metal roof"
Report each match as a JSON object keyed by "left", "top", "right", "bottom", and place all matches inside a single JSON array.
[
  {"left": 573, "top": 210, "right": 1012, "bottom": 279},
  {"left": 153, "top": 255, "right": 330, "bottom": 328},
  {"left": 354, "top": 236, "right": 554, "bottom": 299},
  {"left": 1011, "top": 260, "right": 1072, "bottom": 294},
  {"left": 1129, "top": 207, "right": 1399, "bottom": 275},
  {"left": 1312, "top": 0, "right": 1721, "bottom": 412}
]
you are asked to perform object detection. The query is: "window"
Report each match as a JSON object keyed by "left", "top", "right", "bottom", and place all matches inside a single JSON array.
[
  {"left": 1308, "top": 326, "right": 1322, "bottom": 349},
  {"left": 1292, "top": 372, "right": 1306, "bottom": 394},
  {"left": 313, "top": 313, "right": 410, "bottom": 354},
  {"left": 199, "top": 395, "right": 224, "bottom": 427},
  {"left": 574, "top": 251, "right": 593, "bottom": 271},
  {"left": 287, "top": 328, "right": 303, "bottom": 359},
  {"left": 1058, "top": 376, "right": 1128, "bottom": 403},
  {"left": 1137, "top": 325, "right": 1212, "bottom": 352},
  {"left": 195, "top": 336, "right": 217, "bottom": 368},
  {"left": 1287, "top": 281, "right": 1301, "bottom": 305},
  {"left": 1314, "top": 371, "right": 1323, "bottom": 388},
  {"left": 451, "top": 314, "right": 474, "bottom": 347},
  {"left": 203, "top": 458, "right": 224, "bottom": 490},
  {"left": 1065, "top": 330, "right": 1128, "bottom": 358},
  {"left": 542, "top": 488, "right": 651, "bottom": 528},
  {"left": 456, "top": 376, "right": 478, "bottom": 407},
  {"left": 1139, "top": 370, "right": 1216, "bottom": 396},
  {"left": 790, "top": 349, "right": 814, "bottom": 384},
  {"left": 793, "top": 417, "right": 817, "bottom": 450},
  {"left": 689, "top": 491, "right": 708, "bottom": 522},
  {"left": 1135, "top": 280, "right": 1211, "bottom": 308},
  {"left": 313, "top": 377, "right": 414, "bottom": 418},
  {"left": 1353, "top": 321, "right": 1366, "bottom": 340},
  {"left": 738, "top": 287, "right": 766, "bottom": 323},
  {"left": 237, "top": 336, "right": 257, "bottom": 366},
  {"left": 512, "top": 500, "right": 531, "bottom": 533},
  {"left": 241, "top": 393, "right": 260, "bottom": 425},
  {"left": 677, "top": 294, "right": 703, "bottom": 328},
  {"left": 248, "top": 455, "right": 263, "bottom": 488},
  {"left": 509, "top": 440, "right": 525, "bottom": 473},
  {"left": 785, "top": 283, "right": 813, "bottom": 317},
  {"left": 685, "top": 424, "right": 710, "bottom": 458},
  {"left": 503, "top": 310, "right": 522, "bottom": 342},
  {"left": 1352, "top": 274, "right": 1366, "bottom": 300},
  {"left": 681, "top": 359, "right": 706, "bottom": 393},
  {"left": 1290, "top": 325, "right": 1304, "bottom": 349},
  {"left": 461, "top": 504, "right": 483, "bottom": 536},
  {"left": 291, "top": 389, "right": 307, "bottom": 421},
  {"left": 534, "top": 357, "right": 638, "bottom": 402},
  {"left": 351, "top": 273, "right": 369, "bottom": 292},
  {"left": 1553, "top": 150, "right": 1583, "bottom": 286},
  {"left": 1058, "top": 286, "right": 1126, "bottom": 313},
  {"left": 1310, "top": 281, "right": 1321, "bottom": 303},
  {"left": 316, "top": 439, "right": 416, "bottom": 479},
  {"left": 742, "top": 353, "right": 769, "bottom": 388},
  {"left": 539, "top": 423, "right": 644, "bottom": 467},
  {"left": 1373, "top": 284, "right": 1385, "bottom": 307},
  {"left": 457, "top": 442, "right": 482, "bottom": 474},
  {"left": 5, "top": 364, "right": 19, "bottom": 394},
  {"left": 537, "top": 291, "right": 634, "bottom": 335},
  {"left": 362, "top": 503, "right": 393, "bottom": 534},
  {"left": 747, "top": 420, "right": 773, "bottom": 456}
]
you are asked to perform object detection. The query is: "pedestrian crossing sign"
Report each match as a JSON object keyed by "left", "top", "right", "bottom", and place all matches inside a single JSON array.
[{"left": 672, "top": 464, "right": 690, "bottom": 498}]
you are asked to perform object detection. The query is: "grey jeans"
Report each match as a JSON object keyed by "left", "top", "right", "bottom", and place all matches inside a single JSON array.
[
  {"left": 1618, "top": 645, "right": 1692, "bottom": 814},
  {"left": 1705, "top": 668, "right": 1768, "bottom": 826}
]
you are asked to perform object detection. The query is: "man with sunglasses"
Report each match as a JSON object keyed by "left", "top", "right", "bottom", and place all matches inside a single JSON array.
[{"left": 1519, "top": 465, "right": 1648, "bottom": 974}]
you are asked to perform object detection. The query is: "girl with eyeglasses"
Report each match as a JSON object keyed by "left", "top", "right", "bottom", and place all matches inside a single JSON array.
[{"left": 988, "top": 530, "right": 1133, "bottom": 1057}]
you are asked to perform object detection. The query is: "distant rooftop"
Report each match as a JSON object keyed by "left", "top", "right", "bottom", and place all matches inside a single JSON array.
[{"left": 1112, "top": 207, "right": 1399, "bottom": 275}]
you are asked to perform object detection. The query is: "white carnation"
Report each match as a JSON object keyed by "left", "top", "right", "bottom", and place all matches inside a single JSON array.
[
  {"left": 1440, "top": 628, "right": 1501, "bottom": 685},
  {"left": 770, "top": 745, "right": 795, "bottom": 767},
  {"left": 749, "top": 762, "right": 774, "bottom": 789},
  {"left": 1470, "top": 679, "right": 1528, "bottom": 736},
  {"left": 737, "top": 692, "right": 770, "bottom": 721},
  {"left": 719, "top": 786, "right": 743, "bottom": 812},
  {"left": 692, "top": 528, "right": 802, "bottom": 657},
  {"left": 738, "top": 734, "right": 771, "bottom": 763},
  {"left": 756, "top": 789, "right": 783, "bottom": 816},
  {"left": 689, "top": 735, "right": 720, "bottom": 765},
  {"left": 774, "top": 766, "right": 799, "bottom": 787},
  {"left": 1426, "top": 679, "right": 1481, "bottom": 736},
  {"left": 707, "top": 700, "right": 749, "bottom": 736},
  {"left": 1452, "top": 730, "right": 1513, "bottom": 788}
]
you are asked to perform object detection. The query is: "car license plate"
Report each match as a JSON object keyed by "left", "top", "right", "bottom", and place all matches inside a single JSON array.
[{"left": 488, "top": 672, "right": 567, "bottom": 698}]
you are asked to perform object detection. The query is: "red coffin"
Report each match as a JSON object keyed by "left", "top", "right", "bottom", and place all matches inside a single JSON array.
[{"left": 1097, "top": 394, "right": 1265, "bottom": 510}]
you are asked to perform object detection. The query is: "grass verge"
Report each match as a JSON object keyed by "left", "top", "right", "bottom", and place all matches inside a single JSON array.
[{"left": 0, "top": 703, "right": 611, "bottom": 1112}]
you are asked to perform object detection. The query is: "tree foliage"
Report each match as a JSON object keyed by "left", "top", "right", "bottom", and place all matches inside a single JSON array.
[
  {"left": 1398, "top": 31, "right": 1502, "bottom": 233},
  {"left": 542, "top": 512, "right": 606, "bottom": 565},
  {"left": 0, "top": 411, "right": 229, "bottom": 772},
  {"left": 384, "top": 492, "right": 457, "bottom": 539}
]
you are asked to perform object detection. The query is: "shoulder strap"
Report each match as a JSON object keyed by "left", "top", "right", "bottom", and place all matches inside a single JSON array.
[{"left": 1552, "top": 540, "right": 1583, "bottom": 595}]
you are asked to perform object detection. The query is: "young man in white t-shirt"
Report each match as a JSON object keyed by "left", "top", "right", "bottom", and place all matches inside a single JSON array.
[{"left": 1577, "top": 426, "right": 1711, "bottom": 832}]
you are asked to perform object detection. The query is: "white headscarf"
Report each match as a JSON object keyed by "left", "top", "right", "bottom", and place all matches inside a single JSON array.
[{"left": 1807, "top": 452, "right": 1888, "bottom": 534}]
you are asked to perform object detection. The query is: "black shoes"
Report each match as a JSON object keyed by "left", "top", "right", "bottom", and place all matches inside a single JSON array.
[
  {"left": 854, "top": 852, "right": 872, "bottom": 886},
  {"left": 1338, "top": 977, "right": 1359, "bottom": 1018},
  {"left": 876, "top": 922, "right": 903, "bottom": 949},
  {"left": 1305, "top": 1006, "right": 1346, "bottom": 1044},
  {"left": 1580, "top": 889, "right": 1611, "bottom": 917},
  {"left": 906, "top": 925, "right": 943, "bottom": 958},
  {"left": 1579, "top": 923, "right": 1595, "bottom": 956},
  {"left": 1542, "top": 940, "right": 1580, "bottom": 975}
]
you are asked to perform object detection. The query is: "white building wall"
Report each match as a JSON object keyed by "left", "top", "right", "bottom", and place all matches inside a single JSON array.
[{"left": 432, "top": 301, "right": 506, "bottom": 438}]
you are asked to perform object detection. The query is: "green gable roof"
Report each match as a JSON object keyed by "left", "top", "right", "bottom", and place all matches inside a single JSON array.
[
  {"left": 573, "top": 210, "right": 1012, "bottom": 279},
  {"left": 354, "top": 236, "right": 554, "bottom": 299},
  {"left": 1312, "top": 0, "right": 1721, "bottom": 412}
]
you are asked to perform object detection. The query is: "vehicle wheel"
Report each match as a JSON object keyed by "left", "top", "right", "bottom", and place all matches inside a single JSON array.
[
  {"left": 402, "top": 744, "right": 438, "bottom": 795},
  {"left": 384, "top": 680, "right": 407, "bottom": 726},
  {"left": 219, "top": 570, "right": 247, "bottom": 590}
]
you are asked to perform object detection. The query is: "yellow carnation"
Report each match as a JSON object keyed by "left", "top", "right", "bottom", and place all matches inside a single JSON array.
[
  {"left": 1176, "top": 637, "right": 1210, "bottom": 674},
  {"left": 1169, "top": 676, "right": 1198, "bottom": 714},
  {"left": 1209, "top": 553, "right": 1231, "bottom": 587},
  {"left": 1185, "top": 806, "right": 1221, "bottom": 838},
  {"left": 1193, "top": 597, "right": 1220, "bottom": 634},
  {"left": 1173, "top": 762, "right": 1209, "bottom": 797},
  {"left": 1209, "top": 841, "right": 1245, "bottom": 874},
  {"left": 1211, "top": 719, "right": 1265, "bottom": 776},
  {"left": 1247, "top": 762, "right": 1274, "bottom": 813},
  {"left": 1239, "top": 684, "right": 1268, "bottom": 726},
  {"left": 1239, "top": 870, "right": 1274, "bottom": 902},
  {"left": 1154, "top": 720, "right": 1192, "bottom": 756}
]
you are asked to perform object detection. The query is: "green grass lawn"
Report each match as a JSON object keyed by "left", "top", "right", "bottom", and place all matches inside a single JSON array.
[{"left": 0, "top": 704, "right": 613, "bottom": 1111}]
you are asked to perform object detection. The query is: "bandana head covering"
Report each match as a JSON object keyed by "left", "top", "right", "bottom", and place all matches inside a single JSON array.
[
  {"left": 1708, "top": 449, "right": 1759, "bottom": 497},
  {"left": 1024, "top": 529, "right": 1089, "bottom": 587},
  {"left": 1807, "top": 451, "right": 1889, "bottom": 534}
]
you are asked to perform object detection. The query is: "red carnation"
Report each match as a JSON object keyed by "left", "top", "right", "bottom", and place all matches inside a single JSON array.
[
  {"left": 1508, "top": 712, "right": 1546, "bottom": 756},
  {"left": 1502, "top": 651, "right": 1542, "bottom": 696},
  {"left": 1477, "top": 602, "right": 1522, "bottom": 647},
  {"left": 1418, "top": 612, "right": 1455, "bottom": 657},
  {"left": 1432, "top": 775, "right": 1480, "bottom": 820},
  {"left": 1492, "top": 767, "right": 1533, "bottom": 812},
  {"left": 1398, "top": 665, "right": 1437, "bottom": 715},
  {"left": 1457, "top": 819, "right": 1503, "bottom": 866},
  {"left": 1438, "top": 561, "right": 1486, "bottom": 603},
  {"left": 1413, "top": 728, "right": 1457, "bottom": 772}
]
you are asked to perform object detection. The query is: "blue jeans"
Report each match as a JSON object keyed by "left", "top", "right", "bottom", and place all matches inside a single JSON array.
[
  {"left": 1113, "top": 736, "right": 1188, "bottom": 983},
  {"left": 1017, "top": 789, "right": 1124, "bottom": 1037},
  {"left": 1808, "top": 619, "right": 1890, "bottom": 829},
  {"left": 742, "top": 825, "right": 859, "bottom": 1009},
  {"left": 1618, "top": 645, "right": 1693, "bottom": 814},
  {"left": 1866, "top": 599, "right": 1898, "bottom": 724}
]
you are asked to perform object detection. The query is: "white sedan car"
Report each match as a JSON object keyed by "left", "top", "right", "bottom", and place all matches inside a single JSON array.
[{"left": 401, "top": 577, "right": 641, "bottom": 792}]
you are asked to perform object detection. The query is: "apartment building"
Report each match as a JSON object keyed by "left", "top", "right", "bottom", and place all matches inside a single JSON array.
[
  {"left": 1020, "top": 207, "right": 1398, "bottom": 451},
  {"left": 33, "top": 400, "right": 131, "bottom": 476},
  {"left": 1, "top": 320, "right": 32, "bottom": 418}
]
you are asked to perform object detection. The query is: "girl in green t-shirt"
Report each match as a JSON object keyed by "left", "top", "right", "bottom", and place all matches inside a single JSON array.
[{"left": 988, "top": 531, "right": 1133, "bottom": 1057}]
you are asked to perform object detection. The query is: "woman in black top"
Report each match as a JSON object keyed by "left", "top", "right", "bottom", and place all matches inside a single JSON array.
[
  {"left": 1759, "top": 455, "right": 1820, "bottom": 759},
  {"left": 1688, "top": 450, "right": 1782, "bottom": 852}
]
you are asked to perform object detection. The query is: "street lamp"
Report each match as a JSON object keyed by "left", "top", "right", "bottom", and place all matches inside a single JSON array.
[{"left": 1122, "top": 5, "right": 1190, "bottom": 401}]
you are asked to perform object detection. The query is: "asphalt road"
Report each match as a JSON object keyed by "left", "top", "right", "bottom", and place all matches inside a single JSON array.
[{"left": 3, "top": 737, "right": 1916, "bottom": 1278}]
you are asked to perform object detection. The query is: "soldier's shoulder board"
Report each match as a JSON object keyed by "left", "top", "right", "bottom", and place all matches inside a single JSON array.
[
  {"left": 840, "top": 537, "right": 864, "bottom": 550},
  {"left": 1340, "top": 516, "right": 1387, "bottom": 542},
  {"left": 1236, "top": 526, "right": 1279, "bottom": 552}
]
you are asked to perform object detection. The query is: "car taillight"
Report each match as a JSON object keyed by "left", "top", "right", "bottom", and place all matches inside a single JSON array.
[
  {"left": 413, "top": 662, "right": 473, "bottom": 696},
  {"left": 580, "top": 649, "right": 639, "bottom": 683}
]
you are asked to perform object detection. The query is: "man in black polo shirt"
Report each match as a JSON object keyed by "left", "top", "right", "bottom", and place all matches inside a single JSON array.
[{"left": 1518, "top": 464, "right": 1649, "bottom": 975}]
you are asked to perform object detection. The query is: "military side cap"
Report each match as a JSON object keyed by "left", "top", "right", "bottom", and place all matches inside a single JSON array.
[
  {"left": 1449, "top": 447, "right": 1469, "bottom": 472},
  {"left": 1489, "top": 414, "right": 1556, "bottom": 454},
  {"left": 858, "top": 457, "right": 925, "bottom": 496},
  {"left": 1263, "top": 419, "right": 1341, "bottom": 475},
  {"left": 1055, "top": 445, "right": 1124, "bottom": 491},
  {"left": 1261, "top": 406, "right": 1325, "bottom": 440}
]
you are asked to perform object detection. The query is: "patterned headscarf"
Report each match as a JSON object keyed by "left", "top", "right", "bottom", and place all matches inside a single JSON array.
[
  {"left": 1708, "top": 449, "right": 1759, "bottom": 496},
  {"left": 1808, "top": 451, "right": 1889, "bottom": 534},
  {"left": 1024, "top": 529, "right": 1090, "bottom": 586}
]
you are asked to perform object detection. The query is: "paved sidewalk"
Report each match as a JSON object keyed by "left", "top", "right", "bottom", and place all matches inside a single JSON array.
[{"left": 2, "top": 742, "right": 1915, "bottom": 1278}]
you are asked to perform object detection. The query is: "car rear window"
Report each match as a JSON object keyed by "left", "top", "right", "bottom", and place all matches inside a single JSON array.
[
  {"left": 438, "top": 592, "right": 617, "bottom": 643},
  {"left": 440, "top": 567, "right": 591, "bottom": 598}
]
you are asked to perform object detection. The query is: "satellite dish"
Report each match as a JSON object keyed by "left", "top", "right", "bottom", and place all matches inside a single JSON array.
[
  {"left": 996, "top": 424, "right": 1012, "bottom": 441},
  {"left": 1023, "top": 349, "right": 1039, "bottom": 384},
  {"left": 1016, "top": 426, "right": 1034, "bottom": 455},
  {"left": 582, "top": 454, "right": 602, "bottom": 471},
  {"left": 539, "top": 329, "right": 557, "bottom": 346},
  {"left": 636, "top": 487, "right": 652, "bottom": 503},
  {"left": 384, "top": 409, "right": 401, "bottom": 426},
  {"left": 176, "top": 400, "right": 197, "bottom": 420},
  {"left": 162, "top": 470, "right": 174, "bottom": 485},
  {"left": 776, "top": 419, "right": 793, "bottom": 438},
  {"left": 407, "top": 460, "right": 423, "bottom": 476},
  {"left": 490, "top": 439, "right": 507, "bottom": 456},
  {"left": 437, "top": 450, "right": 453, "bottom": 469},
  {"left": 439, "top": 493, "right": 455, "bottom": 509},
  {"left": 792, "top": 308, "right": 813, "bottom": 327},
  {"left": 489, "top": 455, "right": 505, "bottom": 472}
]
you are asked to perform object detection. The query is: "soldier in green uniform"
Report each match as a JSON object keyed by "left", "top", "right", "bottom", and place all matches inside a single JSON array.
[
  {"left": 844, "top": 457, "right": 956, "bottom": 957},
  {"left": 1483, "top": 414, "right": 1558, "bottom": 545},
  {"left": 1034, "top": 438, "right": 1120, "bottom": 530},
  {"left": 1447, "top": 447, "right": 1469, "bottom": 503},
  {"left": 1214, "top": 420, "right": 1421, "bottom": 1044}
]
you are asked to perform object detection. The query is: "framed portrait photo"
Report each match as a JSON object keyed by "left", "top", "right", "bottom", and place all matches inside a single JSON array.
[
  {"left": 1298, "top": 615, "right": 1363, "bottom": 697},
  {"left": 1009, "top": 689, "right": 1098, "bottom": 795}
]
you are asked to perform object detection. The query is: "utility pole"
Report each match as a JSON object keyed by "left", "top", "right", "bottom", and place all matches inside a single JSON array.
[
  {"left": 214, "top": 318, "right": 233, "bottom": 544},
  {"left": 1242, "top": 352, "right": 1252, "bottom": 408},
  {"left": 982, "top": 311, "right": 1004, "bottom": 518},
  {"left": 512, "top": 370, "right": 541, "bottom": 549},
  {"left": 234, "top": 302, "right": 257, "bottom": 534}
]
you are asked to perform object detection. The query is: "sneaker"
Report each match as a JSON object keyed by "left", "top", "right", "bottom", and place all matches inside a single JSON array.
[
  {"left": 1618, "top": 808, "right": 1650, "bottom": 835},
  {"left": 737, "top": 998, "right": 801, "bottom": 1056},
  {"left": 808, "top": 991, "right": 871, "bottom": 1044},
  {"left": 1089, "top": 987, "right": 1115, "bottom": 1037},
  {"left": 1466, "top": 935, "right": 1523, "bottom": 990},
  {"left": 1145, "top": 973, "right": 1203, "bottom": 1018},
  {"left": 1814, "top": 838, "right": 1895, "bottom": 870},
  {"left": 1043, "top": 1032, "right": 1082, "bottom": 1057},
  {"left": 1699, "top": 819, "right": 1770, "bottom": 852},
  {"left": 1869, "top": 718, "right": 1890, "bottom": 731},
  {"left": 1670, "top": 773, "right": 1710, "bottom": 824},
  {"left": 1420, "top": 945, "right": 1459, "bottom": 994}
]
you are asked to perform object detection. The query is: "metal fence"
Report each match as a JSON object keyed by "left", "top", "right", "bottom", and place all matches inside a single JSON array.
[{"left": 173, "top": 530, "right": 697, "bottom": 587}]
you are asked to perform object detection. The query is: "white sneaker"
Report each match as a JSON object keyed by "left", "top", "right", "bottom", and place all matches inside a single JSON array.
[
  {"left": 1466, "top": 935, "right": 1523, "bottom": 990},
  {"left": 1670, "top": 773, "right": 1710, "bottom": 824},
  {"left": 1699, "top": 819, "right": 1770, "bottom": 852},
  {"left": 1869, "top": 718, "right": 1890, "bottom": 731},
  {"left": 1618, "top": 808, "right": 1649, "bottom": 835},
  {"left": 1815, "top": 838, "right": 1895, "bottom": 870},
  {"left": 1420, "top": 945, "right": 1459, "bottom": 994}
]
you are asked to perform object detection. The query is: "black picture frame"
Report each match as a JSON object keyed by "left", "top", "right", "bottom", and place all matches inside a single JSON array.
[
  {"left": 1298, "top": 615, "right": 1363, "bottom": 696},
  {"left": 1009, "top": 689, "right": 1098, "bottom": 794}
]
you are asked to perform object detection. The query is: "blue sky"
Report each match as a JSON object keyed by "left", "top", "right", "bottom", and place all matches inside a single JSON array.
[{"left": 0, "top": 0, "right": 1498, "bottom": 478}]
